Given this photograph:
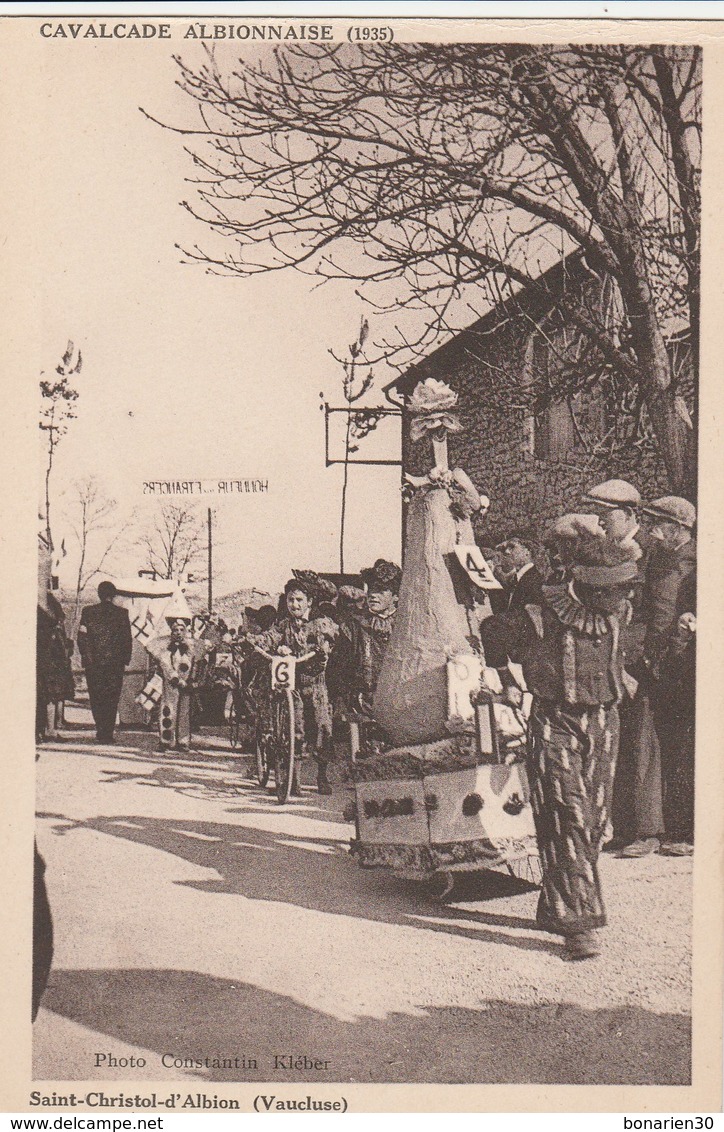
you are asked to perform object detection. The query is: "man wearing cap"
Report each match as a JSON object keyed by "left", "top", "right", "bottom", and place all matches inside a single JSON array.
[
  {"left": 613, "top": 494, "right": 697, "bottom": 857},
  {"left": 77, "top": 581, "right": 133, "bottom": 744},
  {"left": 145, "top": 607, "right": 214, "bottom": 752},
  {"left": 481, "top": 530, "right": 639, "bottom": 960},
  {"left": 638, "top": 496, "right": 697, "bottom": 856},
  {"left": 582, "top": 480, "right": 670, "bottom": 857},
  {"left": 582, "top": 479, "right": 643, "bottom": 558},
  {"left": 640, "top": 496, "right": 697, "bottom": 666},
  {"left": 326, "top": 559, "right": 401, "bottom": 755}
]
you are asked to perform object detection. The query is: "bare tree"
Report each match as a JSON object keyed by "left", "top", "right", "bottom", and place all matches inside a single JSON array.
[
  {"left": 39, "top": 341, "right": 82, "bottom": 548},
  {"left": 138, "top": 503, "right": 206, "bottom": 581},
  {"left": 64, "top": 476, "right": 127, "bottom": 628},
  {"left": 152, "top": 43, "right": 700, "bottom": 493}
]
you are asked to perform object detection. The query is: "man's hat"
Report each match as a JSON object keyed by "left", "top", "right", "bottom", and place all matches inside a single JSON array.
[
  {"left": 583, "top": 479, "right": 641, "bottom": 510},
  {"left": 641, "top": 495, "right": 696, "bottom": 529},
  {"left": 495, "top": 527, "right": 538, "bottom": 553}
]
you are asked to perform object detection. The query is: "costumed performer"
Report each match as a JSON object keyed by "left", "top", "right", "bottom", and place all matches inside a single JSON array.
[
  {"left": 145, "top": 595, "right": 213, "bottom": 753},
  {"left": 480, "top": 522, "right": 639, "bottom": 960}
]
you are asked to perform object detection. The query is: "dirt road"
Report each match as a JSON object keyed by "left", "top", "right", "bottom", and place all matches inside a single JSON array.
[{"left": 33, "top": 722, "right": 691, "bottom": 1086}]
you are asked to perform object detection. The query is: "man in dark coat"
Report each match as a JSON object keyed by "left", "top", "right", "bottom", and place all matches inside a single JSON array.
[
  {"left": 77, "top": 581, "right": 132, "bottom": 743},
  {"left": 614, "top": 496, "right": 696, "bottom": 857},
  {"left": 480, "top": 532, "right": 543, "bottom": 701},
  {"left": 635, "top": 496, "right": 697, "bottom": 857},
  {"left": 494, "top": 530, "right": 544, "bottom": 613},
  {"left": 32, "top": 843, "right": 53, "bottom": 1020},
  {"left": 652, "top": 612, "right": 696, "bottom": 854},
  {"left": 639, "top": 496, "right": 696, "bottom": 669}
]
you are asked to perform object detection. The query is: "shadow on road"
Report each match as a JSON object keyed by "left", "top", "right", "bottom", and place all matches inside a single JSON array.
[
  {"left": 39, "top": 966, "right": 690, "bottom": 1085},
  {"left": 39, "top": 744, "right": 338, "bottom": 815},
  {"left": 47, "top": 811, "right": 548, "bottom": 954}
]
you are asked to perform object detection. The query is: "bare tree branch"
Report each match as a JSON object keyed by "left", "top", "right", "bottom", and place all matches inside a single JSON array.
[{"left": 153, "top": 41, "right": 700, "bottom": 492}]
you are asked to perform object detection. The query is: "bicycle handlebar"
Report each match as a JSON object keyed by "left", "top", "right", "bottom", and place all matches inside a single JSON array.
[{"left": 253, "top": 645, "right": 316, "bottom": 664}]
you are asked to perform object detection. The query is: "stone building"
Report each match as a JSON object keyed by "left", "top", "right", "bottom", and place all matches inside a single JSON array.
[{"left": 386, "top": 254, "right": 689, "bottom": 544}]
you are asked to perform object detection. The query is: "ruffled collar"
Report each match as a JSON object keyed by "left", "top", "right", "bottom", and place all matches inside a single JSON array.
[
  {"left": 366, "top": 611, "right": 396, "bottom": 636},
  {"left": 542, "top": 583, "right": 613, "bottom": 638}
]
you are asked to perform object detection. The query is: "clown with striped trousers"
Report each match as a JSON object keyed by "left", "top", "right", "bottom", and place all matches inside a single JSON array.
[{"left": 480, "top": 524, "right": 639, "bottom": 960}]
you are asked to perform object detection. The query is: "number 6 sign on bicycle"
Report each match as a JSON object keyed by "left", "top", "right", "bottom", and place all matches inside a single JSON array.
[
  {"left": 271, "top": 655, "right": 297, "bottom": 691},
  {"left": 253, "top": 645, "right": 315, "bottom": 804}
]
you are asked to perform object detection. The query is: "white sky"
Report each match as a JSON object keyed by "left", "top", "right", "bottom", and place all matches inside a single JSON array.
[{"left": 30, "top": 30, "right": 404, "bottom": 598}]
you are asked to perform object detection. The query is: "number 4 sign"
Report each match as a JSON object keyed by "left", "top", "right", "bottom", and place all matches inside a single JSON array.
[{"left": 454, "top": 545, "right": 503, "bottom": 590}]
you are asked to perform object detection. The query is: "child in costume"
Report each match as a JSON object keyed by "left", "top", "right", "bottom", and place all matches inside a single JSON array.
[{"left": 145, "top": 596, "right": 213, "bottom": 752}]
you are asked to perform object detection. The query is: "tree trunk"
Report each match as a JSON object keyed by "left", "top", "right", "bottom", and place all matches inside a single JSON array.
[
  {"left": 619, "top": 254, "right": 694, "bottom": 496},
  {"left": 514, "top": 52, "right": 696, "bottom": 497},
  {"left": 45, "top": 443, "right": 54, "bottom": 552},
  {"left": 652, "top": 50, "right": 700, "bottom": 372},
  {"left": 643, "top": 381, "right": 693, "bottom": 496}
]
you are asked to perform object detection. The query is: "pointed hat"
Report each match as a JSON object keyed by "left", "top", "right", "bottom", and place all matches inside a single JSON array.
[{"left": 163, "top": 588, "right": 193, "bottom": 624}]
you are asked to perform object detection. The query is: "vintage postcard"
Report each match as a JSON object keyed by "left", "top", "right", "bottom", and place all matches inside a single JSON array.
[{"left": 1, "top": 6, "right": 723, "bottom": 1114}]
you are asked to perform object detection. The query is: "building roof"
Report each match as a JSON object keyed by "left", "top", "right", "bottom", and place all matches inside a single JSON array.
[
  {"left": 385, "top": 249, "right": 690, "bottom": 402},
  {"left": 385, "top": 253, "right": 590, "bottom": 400}
]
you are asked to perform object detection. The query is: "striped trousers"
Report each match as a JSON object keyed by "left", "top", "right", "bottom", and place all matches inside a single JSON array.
[{"left": 526, "top": 698, "right": 619, "bottom": 936}]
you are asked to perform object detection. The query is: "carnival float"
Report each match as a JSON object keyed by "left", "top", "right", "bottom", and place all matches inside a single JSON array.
[{"left": 346, "top": 378, "right": 541, "bottom": 892}]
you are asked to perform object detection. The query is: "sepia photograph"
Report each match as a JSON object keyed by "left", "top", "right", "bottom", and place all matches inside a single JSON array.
[{"left": 1, "top": 7, "right": 722, "bottom": 1114}]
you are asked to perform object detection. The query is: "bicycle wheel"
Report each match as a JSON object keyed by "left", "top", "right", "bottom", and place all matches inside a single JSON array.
[
  {"left": 255, "top": 711, "right": 270, "bottom": 788},
  {"left": 507, "top": 851, "right": 542, "bottom": 887},
  {"left": 273, "top": 688, "right": 296, "bottom": 804}
]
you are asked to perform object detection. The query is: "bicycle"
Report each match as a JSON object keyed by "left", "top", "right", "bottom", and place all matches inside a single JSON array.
[{"left": 253, "top": 645, "right": 315, "bottom": 804}]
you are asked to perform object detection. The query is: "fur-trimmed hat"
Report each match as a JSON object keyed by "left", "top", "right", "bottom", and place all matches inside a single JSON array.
[
  {"left": 360, "top": 559, "right": 402, "bottom": 594},
  {"left": 544, "top": 514, "right": 605, "bottom": 568},
  {"left": 291, "top": 569, "right": 339, "bottom": 603},
  {"left": 283, "top": 576, "right": 316, "bottom": 600},
  {"left": 545, "top": 513, "right": 605, "bottom": 546},
  {"left": 570, "top": 535, "right": 640, "bottom": 587}
]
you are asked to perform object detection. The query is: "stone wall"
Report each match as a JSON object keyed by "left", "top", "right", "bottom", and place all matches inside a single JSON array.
[{"left": 401, "top": 316, "right": 670, "bottom": 546}]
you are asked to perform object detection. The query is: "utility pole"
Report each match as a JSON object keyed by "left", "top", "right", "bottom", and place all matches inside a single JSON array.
[{"left": 207, "top": 507, "right": 213, "bottom": 613}]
